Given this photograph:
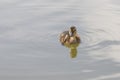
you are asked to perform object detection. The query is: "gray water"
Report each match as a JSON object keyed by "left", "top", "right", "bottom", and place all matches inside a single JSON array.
[{"left": 0, "top": 0, "right": 120, "bottom": 80}]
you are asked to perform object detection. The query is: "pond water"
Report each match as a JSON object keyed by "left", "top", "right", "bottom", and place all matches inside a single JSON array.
[{"left": 0, "top": 0, "right": 120, "bottom": 80}]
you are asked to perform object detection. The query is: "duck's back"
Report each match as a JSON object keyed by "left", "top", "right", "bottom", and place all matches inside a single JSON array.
[{"left": 61, "top": 31, "right": 69, "bottom": 36}]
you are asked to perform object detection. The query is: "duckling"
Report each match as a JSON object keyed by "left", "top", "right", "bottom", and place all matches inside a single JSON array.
[{"left": 59, "top": 26, "right": 81, "bottom": 46}]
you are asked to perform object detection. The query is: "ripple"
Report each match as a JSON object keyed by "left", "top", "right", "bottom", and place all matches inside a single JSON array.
[{"left": 80, "top": 28, "right": 108, "bottom": 50}]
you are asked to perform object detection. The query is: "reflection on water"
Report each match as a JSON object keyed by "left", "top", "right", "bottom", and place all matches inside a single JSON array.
[{"left": 64, "top": 43, "right": 79, "bottom": 58}]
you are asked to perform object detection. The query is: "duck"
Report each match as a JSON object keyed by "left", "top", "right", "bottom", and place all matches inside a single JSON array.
[{"left": 59, "top": 26, "right": 81, "bottom": 46}]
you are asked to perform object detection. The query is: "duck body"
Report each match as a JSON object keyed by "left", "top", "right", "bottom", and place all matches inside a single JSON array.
[{"left": 59, "top": 26, "right": 81, "bottom": 47}]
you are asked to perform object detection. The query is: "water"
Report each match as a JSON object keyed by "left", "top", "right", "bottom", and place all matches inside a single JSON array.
[{"left": 0, "top": 0, "right": 120, "bottom": 80}]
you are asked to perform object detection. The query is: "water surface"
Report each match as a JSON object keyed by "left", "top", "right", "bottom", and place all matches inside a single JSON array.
[{"left": 0, "top": 0, "right": 120, "bottom": 80}]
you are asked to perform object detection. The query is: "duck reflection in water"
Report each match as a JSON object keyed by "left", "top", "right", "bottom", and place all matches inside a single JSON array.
[{"left": 60, "top": 26, "right": 81, "bottom": 58}]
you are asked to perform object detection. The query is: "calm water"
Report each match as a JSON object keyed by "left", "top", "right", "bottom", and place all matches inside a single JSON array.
[{"left": 0, "top": 0, "right": 120, "bottom": 80}]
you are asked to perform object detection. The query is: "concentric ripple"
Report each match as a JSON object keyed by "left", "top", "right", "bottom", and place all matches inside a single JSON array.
[{"left": 78, "top": 0, "right": 120, "bottom": 61}]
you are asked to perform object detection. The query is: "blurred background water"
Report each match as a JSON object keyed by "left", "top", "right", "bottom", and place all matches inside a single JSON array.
[{"left": 0, "top": 0, "right": 120, "bottom": 80}]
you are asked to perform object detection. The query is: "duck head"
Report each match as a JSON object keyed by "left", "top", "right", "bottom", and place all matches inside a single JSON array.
[{"left": 69, "top": 26, "right": 77, "bottom": 37}]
